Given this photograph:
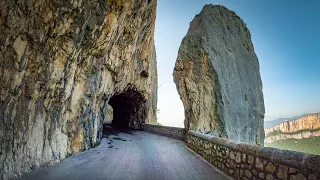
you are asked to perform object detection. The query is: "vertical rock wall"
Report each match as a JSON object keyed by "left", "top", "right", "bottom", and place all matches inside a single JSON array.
[
  {"left": 265, "top": 113, "right": 320, "bottom": 134},
  {"left": 0, "top": 0, "right": 157, "bottom": 179},
  {"left": 173, "top": 5, "right": 265, "bottom": 145},
  {"left": 265, "top": 113, "right": 320, "bottom": 143}
]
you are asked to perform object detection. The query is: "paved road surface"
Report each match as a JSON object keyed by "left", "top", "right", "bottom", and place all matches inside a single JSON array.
[{"left": 21, "top": 127, "right": 229, "bottom": 180}]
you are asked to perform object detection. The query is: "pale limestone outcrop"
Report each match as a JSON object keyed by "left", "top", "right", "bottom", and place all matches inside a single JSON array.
[
  {"left": 0, "top": 0, "right": 157, "bottom": 179},
  {"left": 265, "top": 113, "right": 320, "bottom": 134},
  {"left": 173, "top": 5, "right": 265, "bottom": 145},
  {"left": 265, "top": 130, "right": 320, "bottom": 143},
  {"left": 265, "top": 113, "right": 320, "bottom": 143},
  {"left": 104, "top": 104, "right": 114, "bottom": 122}
]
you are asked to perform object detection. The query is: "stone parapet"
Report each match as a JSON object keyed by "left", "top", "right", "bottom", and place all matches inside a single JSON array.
[
  {"left": 187, "top": 130, "right": 320, "bottom": 180},
  {"left": 141, "top": 124, "right": 186, "bottom": 141}
]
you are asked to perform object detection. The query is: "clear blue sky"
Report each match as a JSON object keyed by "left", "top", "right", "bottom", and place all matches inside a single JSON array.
[{"left": 155, "top": 0, "right": 320, "bottom": 127}]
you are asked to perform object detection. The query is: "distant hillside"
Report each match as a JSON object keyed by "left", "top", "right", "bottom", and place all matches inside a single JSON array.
[
  {"left": 265, "top": 136, "right": 320, "bottom": 155},
  {"left": 265, "top": 113, "right": 320, "bottom": 143},
  {"left": 264, "top": 113, "right": 309, "bottom": 128}
]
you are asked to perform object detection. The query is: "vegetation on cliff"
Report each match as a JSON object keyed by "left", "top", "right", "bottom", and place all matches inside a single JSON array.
[{"left": 265, "top": 136, "right": 320, "bottom": 155}]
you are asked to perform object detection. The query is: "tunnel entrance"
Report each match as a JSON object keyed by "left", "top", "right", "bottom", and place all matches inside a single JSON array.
[{"left": 108, "top": 89, "right": 147, "bottom": 129}]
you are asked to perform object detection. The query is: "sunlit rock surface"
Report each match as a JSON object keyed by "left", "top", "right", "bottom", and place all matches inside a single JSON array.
[
  {"left": 173, "top": 5, "right": 265, "bottom": 145},
  {"left": 265, "top": 113, "right": 320, "bottom": 143},
  {"left": 0, "top": 0, "right": 157, "bottom": 179}
]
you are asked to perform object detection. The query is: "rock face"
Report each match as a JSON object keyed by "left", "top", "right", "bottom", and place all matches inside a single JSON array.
[
  {"left": 265, "top": 113, "right": 320, "bottom": 134},
  {"left": 264, "top": 114, "right": 309, "bottom": 129},
  {"left": 265, "top": 113, "right": 320, "bottom": 143},
  {"left": 173, "top": 5, "right": 265, "bottom": 145},
  {"left": 0, "top": 0, "right": 157, "bottom": 179}
]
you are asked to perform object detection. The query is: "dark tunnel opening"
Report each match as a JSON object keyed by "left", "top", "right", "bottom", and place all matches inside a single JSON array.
[{"left": 108, "top": 89, "right": 147, "bottom": 129}]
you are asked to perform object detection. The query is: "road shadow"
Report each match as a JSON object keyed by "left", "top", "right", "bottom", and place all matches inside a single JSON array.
[
  {"left": 102, "top": 123, "right": 136, "bottom": 138},
  {"left": 102, "top": 123, "right": 137, "bottom": 149}
]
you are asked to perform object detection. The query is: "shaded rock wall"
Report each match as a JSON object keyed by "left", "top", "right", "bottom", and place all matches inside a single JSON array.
[
  {"left": 173, "top": 5, "right": 265, "bottom": 145},
  {"left": 0, "top": 0, "right": 157, "bottom": 179},
  {"left": 109, "top": 88, "right": 147, "bottom": 129}
]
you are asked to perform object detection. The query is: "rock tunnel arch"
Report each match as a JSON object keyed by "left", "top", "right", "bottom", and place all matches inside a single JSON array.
[{"left": 108, "top": 88, "right": 147, "bottom": 129}]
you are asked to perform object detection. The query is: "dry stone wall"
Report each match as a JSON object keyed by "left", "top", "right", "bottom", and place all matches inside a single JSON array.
[
  {"left": 141, "top": 124, "right": 186, "bottom": 140},
  {"left": 187, "top": 130, "right": 320, "bottom": 180},
  {"left": 142, "top": 126, "right": 320, "bottom": 179}
]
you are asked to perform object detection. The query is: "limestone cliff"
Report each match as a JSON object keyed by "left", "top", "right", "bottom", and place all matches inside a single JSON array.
[
  {"left": 0, "top": 0, "right": 157, "bottom": 179},
  {"left": 265, "top": 113, "right": 320, "bottom": 143},
  {"left": 173, "top": 5, "right": 265, "bottom": 145}
]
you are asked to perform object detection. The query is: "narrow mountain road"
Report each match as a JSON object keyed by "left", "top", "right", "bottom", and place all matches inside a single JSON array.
[{"left": 20, "top": 127, "right": 229, "bottom": 180}]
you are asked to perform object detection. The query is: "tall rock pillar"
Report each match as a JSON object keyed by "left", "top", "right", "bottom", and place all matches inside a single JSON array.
[{"left": 173, "top": 5, "right": 265, "bottom": 145}]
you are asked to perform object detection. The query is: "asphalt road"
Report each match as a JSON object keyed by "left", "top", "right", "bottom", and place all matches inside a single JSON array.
[{"left": 20, "top": 127, "right": 229, "bottom": 180}]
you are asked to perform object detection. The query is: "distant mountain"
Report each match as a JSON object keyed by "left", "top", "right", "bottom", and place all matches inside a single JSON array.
[
  {"left": 264, "top": 113, "right": 309, "bottom": 129},
  {"left": 264, "top": 113, "right": 320, "bottom": 143}
]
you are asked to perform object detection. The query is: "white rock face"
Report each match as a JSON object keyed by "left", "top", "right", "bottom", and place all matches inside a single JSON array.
[
  {"left": 173, "top": 5, "right": 265, "bottom": 145},
  {"left": 265, "top": 113, "right": 320, "bottom": 134},
  {"left": 265, "top": 113, "right": 320, "bottom": 143},
  {"left": 0, "top": 0, "right": 157, "bottom": 179}
]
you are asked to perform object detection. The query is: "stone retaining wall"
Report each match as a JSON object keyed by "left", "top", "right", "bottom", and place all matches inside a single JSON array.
[
  {"left": 187, "top": 130, "right": 320, "bottom": 180},
  {"left": 141, "top": 124, "right": 186, "bottom": 140}
]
